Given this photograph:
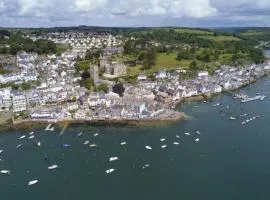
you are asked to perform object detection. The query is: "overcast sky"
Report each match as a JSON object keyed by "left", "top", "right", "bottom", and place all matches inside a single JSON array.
[{"left": 0, "top": 0, "right": 269, "bottom": 27}]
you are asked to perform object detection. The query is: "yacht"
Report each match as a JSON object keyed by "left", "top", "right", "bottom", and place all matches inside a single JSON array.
[
  {"left": 160, "top": 138, "right": 166, "bottom": 142},
  {"left": 173, "top": 142, "right": 180, "bottom": 145},
  {"left": 161, "top": 145, "right": 167, "bottom": 149},
  {"left": 176, "top": 135, "right": 181, "bottom": 138},
  {"left": 16, "top": 144, "right": 22, "bottom": 149},
  {"left": 29, "top": 132, "right": 34, "bottom": 135},
  {"left": 120, "top": 142, "right": 127, "bottom": 146},
  {"left": 184, "top": 132, "right": 190, "bottom": 136},
  {"left": 229, "top": 117, "right": 237, "bottom": 120},
  {"left": 37, "top": 142, "right": 41, "bottom": 147},
  {"left": 93, "top": 133, "right": 99, "bottom": 137},
  {"left": 195, "top": 138, "right": 200, "bottom": 142}
]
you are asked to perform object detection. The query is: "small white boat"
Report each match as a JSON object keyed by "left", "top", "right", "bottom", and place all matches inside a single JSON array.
[
  {"left": 29, "top": 135, "right": 35, "bottom": 139},
  {"left": 145, "top": 146, "right": 152, "bottom": 150},
  {"left": 176, "top": 135, "right": 181, "bottom": 138},
  {"left": 48, "top": 165, "right": 58, "bottom": 170},
  {"left": 142, "top": 164, "right": 150, "bottom": 169},
  {"left": 105, "top": 169, "right": 115, "bottom": 174},
  {"left": 77, "top": 132, "right": 83, "bottom": 137},
  {"left": 0, "top": 170, "right": 10, "bottom": 175},
  {"left": 184, "top": 132, "right": 190, "bottom": 136},
  {"left": 173, "top": 142, "right": 179, "bottom": 145},
  {"left": 19, "top": 135, "right": 26, "bottom": 139},
  {"left": 160, "top": 138, "right": 166, "bottom": 142},
  {"left": 89, "top": 144, "right": 98, "bottom": 148},
  {"left": 109, "top": 157, "right": 119, "bottom": 162},
  {"left": 195, "top": 138, "right": 200, "bottom": 142},
  {"left": 0, "top": 150, "right": 3, "bottom": 154},
  {"left": 246, "top": 119, "right": 250, "bottom": 123},
  {"left": 29, "top": 132, "right": 34, "bottom": 135},
  {"left": 16, "top": 144, "right": 22, "bottom": 149},
  {"left": 93, "top": 133, "right": 99, "bottom": 137},
  {"left": 83, "top": 140, "right": 89, "bottom": 145},
  {"left": 120, "top": 142, "right": 127, "bottom": 146},
  {"left": 161, "top": 145, "right": 167, "bottom": 149},
  {"left": 229, "top": 117, "right": 236, "bottom": 120},
  {"left": 241, "top": 122, "right": 246, "bottom": 125},
  {"left": 28, "top": 180, "right": 39, "bottom": 186},
  {"left": 37, "top": 142, "right": 41, "bottom": 147},
  {"left": 196, "top": 131, "right": 201, "bottom": 135}
]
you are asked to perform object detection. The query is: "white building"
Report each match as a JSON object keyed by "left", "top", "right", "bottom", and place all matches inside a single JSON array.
[{"left": 12, "top": 92, "right": 27, "bottom": 112}]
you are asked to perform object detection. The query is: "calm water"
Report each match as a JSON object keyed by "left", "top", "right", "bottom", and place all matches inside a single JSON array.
[
  {"left": 1, "top": 78, "right": 270, "bottom": 200},
  {"left": 264, "top": 50, "right": 270, "bottom": 59}
]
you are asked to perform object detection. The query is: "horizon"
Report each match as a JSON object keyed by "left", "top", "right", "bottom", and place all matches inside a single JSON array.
[{"left": 0, "top": 0, "right": 270, "bottom": 28}]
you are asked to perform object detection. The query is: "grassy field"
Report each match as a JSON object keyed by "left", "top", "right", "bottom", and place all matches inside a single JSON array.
[
  {"left": 127, "top": 52, "right": 191, "bottom": 76},
  {"left": 198, "top": 35, "right": 240, "bottom": 41}
]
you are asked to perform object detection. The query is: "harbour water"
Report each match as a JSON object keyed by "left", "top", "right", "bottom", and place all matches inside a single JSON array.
[{"left": 2, "top": 77, "right": 270, "bottom": 200}]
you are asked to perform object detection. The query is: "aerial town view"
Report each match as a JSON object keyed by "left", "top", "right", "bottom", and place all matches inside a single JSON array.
[{"left": 0, "top": 0, "right": 270, "bottom": 200}]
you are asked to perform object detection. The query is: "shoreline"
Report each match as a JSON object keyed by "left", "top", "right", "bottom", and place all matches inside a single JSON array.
[{"left": 3, "top": 110, "right": 185, "bottom": 130}]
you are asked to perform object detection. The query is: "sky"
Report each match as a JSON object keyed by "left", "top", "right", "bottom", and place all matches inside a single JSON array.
[{"left": 0, "top": 0, "right": 269, "bottom": 28}]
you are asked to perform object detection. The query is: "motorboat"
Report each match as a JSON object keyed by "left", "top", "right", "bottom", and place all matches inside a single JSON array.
[
  {"left": 28, "top": 180, "right": 39, "bottom": 186},
  {"left": 120, "top": 142, "right": 127, "bottom": 146},
  {"left": 109, "top": 157, "right": 119, "bottom": 162},
  {"left": 89, "top": 144, "right": 98, "bottom": 147},
  {"left": 196, "top": 131, "right": 201, "bottom": 135},
  {"left": 29, "top": 132, "right": 34, "bottom": 135},
  {"left": 142, "top": 164, "right": 150, "bottom": 169},
  {"left": 29, "top": 135, "right": 35, "bottom": 139},
  {"left": 241, "top": 95, "right": 266, "bottom": 103},
  {"left": 161, "top": 145, "right": 167, "bottom": 149},
  {"left": 16, "top": 144, "right": 22, "bottom": 149},
  {"left": 63, "top": 144, "right": 71, "bottom": 148},
  {"left": 77, "top": 132, "right": 83, "bottom": 137},
  {"left": 176, "top": 135, "right": 181, "bottom": 138},
  {"left": 83, "top": 140, "right": 89, "bottom": 145},
  {"left": 37, "top": 142, "right": 41, "bottom": 147},
  {"left": 93, "top": 133, "right": 99, "bottom": 137},
  {"left": 195, "top": 138, "right": 200, "bottom": 142},
  {"left": 0, "top": 150, "right": 3, "bottom": 154},
  {"left": 19, "top": 135, "right": 26, "bottom": 139},
  {"left": 160, "top": 138, "right": 166, "bottom": 142},
  {"left": 184, "top": 132, "right": 190, "bottom": 136},
  {"left": 173, "top": 142, "right": 179, "bottom": 145},
  {"left": 48, "top": 165, "right": 58, "bottom": 170},
  {"left": 229, "top": 117, "right": 237, "bottom": 120},
  {"left": 0, "top": 170, "right": 10, "bottom": 175},
  {"left": 105, "top": 169, "right": 115, "bottom": 174},
  {"left": 145, "top": 146, "right": 152, "bottom": 150}
]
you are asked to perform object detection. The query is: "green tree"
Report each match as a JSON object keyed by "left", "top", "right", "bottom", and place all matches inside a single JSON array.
[{"left": 96, "top": 83, "right": 109, "bottom": 93}]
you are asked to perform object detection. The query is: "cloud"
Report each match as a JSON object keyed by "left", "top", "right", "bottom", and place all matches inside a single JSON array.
[
  {"left": 73, "top": 0, "right": 108, "bottom": 12},
  {"left": 0, "top": 0, "right": 269, "bottom": 27}
]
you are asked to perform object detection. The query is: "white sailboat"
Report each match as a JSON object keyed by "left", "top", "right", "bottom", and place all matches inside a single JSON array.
[
  {"left": 28, "top": 180, "right": 39, "bottom": 186},
  {"left": 48, "top": 165, "right": 58, "bottom": 170},
  {"left": 109, "top": 157, "right": 119, "bottom": 162},
  {"left": 145, "top": 146, "right": 152, "bottom": 150}
]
